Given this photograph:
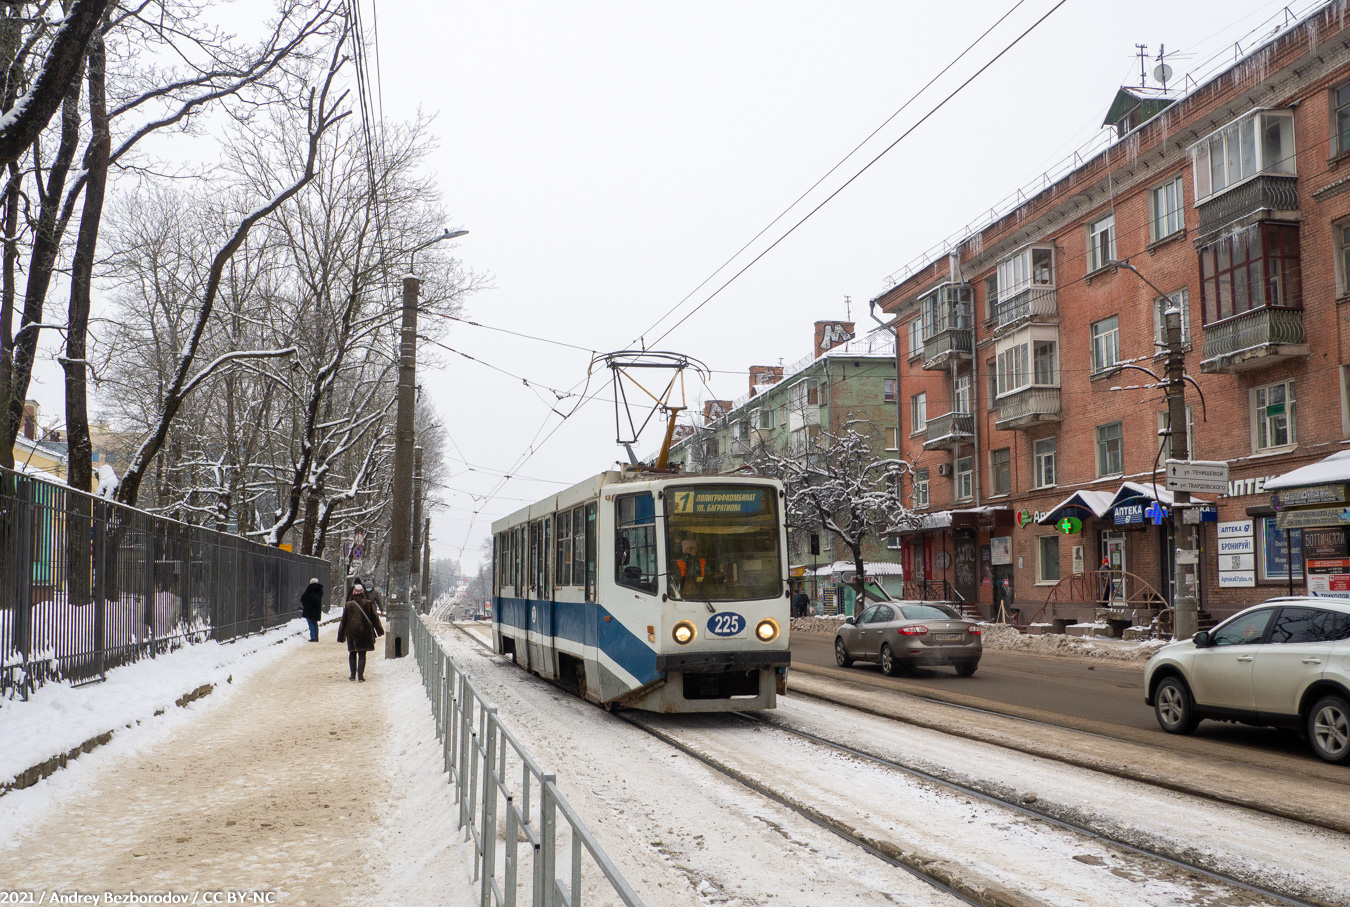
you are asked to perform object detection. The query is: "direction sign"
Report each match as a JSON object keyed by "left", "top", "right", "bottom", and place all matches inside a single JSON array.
[{"left": 1164, "top": 459, "right": 1230, "bottom": 494}]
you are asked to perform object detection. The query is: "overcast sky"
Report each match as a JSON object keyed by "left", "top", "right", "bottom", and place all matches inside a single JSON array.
[
  {"left": 22, "top": 0, "right": 1318, "bottom": 570},
  {"left": 362, "top": 0, "right": 1323, "bottom": 570}
]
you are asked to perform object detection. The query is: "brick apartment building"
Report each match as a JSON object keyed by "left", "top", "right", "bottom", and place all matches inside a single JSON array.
[{"left": 874, "top": 3, "right": 1350, "bottom": 634}]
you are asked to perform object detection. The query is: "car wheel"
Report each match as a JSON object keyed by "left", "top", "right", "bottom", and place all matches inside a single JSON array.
[
  {"left": 880, "top": 644, "right": 902, "bottom": 677},
  {"left": 1306, "top": 695, "right": 1350, "bottom": 765},
  {"left": 1153, "top": 675, "right": 1199, "bottom": 735},
  {"left": 954, "top": 660, "right": 978, "bottom": 677},
  {"left": 834, "top": 637, "right": 854, "bottom": 668}
]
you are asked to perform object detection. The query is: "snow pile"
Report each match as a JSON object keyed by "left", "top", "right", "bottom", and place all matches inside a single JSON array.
[{"left": 791, "top": 615, "right": 1169, "bottom": 663}]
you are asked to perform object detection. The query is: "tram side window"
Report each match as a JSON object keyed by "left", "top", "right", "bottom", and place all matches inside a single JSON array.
[
  {"left": 572, "top": 504, "right": 586, "bottom": 586},
  {"left": 586, "top": 502, "right": 597, "bottom": 603},
  {"left": 528, "top": 521, "right": 540, "bottom": 595},
  {"left": 556, "top": 509, "right": 573, "bottom": 586},
  {"left": 615, "top": 492, "right": 657, "bottom": 594},
  {"left": 542, "top": 517, "right": 552, "bottom": 599}
]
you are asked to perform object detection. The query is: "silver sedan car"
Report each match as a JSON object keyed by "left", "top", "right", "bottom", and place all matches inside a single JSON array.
[{"left": 835, "top": 602, "right": 982, "bottom": 676}]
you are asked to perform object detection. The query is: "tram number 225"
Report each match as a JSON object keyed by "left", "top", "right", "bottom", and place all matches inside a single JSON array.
[{"left": 708, "top": 612, "right": 746, "bottom": 637}]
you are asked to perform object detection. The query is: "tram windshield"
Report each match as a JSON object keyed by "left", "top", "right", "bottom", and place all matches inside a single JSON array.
[{"left": 666, "top": 484, "right": 783, "bottom": 602}]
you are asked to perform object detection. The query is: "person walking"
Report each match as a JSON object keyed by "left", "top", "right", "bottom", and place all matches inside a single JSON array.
[
  {"left": 300, "top": 577, "right": 324, "bottom": 642},
  {"left": 336, "top": 581, "right": 384, "bottom": 682}
]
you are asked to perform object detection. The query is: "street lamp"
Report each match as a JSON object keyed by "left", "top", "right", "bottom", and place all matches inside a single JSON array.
[
  {"left": 386, "top": 228, "right": 468, "bottom": 658},
  {"left": 1109, "top": 259, "right": 1198, "bottom": 640}
]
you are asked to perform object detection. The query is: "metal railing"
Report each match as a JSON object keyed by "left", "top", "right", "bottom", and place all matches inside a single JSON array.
[
  {"left": 994, "top": 385, "right": 1062, "bottom": 429},
  {"left": 412, "top": 617, "right": 643, "bottom": 907},
  {"left": 1200, "top": 305, "right": 1307, "bottom": 370},
  {"left": 992, "top": 286, "right": 1058, "bottom": 334},
  {"left": 1, "top": 467, "right": 328, "bottom": 700}
]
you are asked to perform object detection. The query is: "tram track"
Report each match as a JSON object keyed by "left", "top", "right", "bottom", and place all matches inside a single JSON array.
[{"left": 437, "top": 619, "right": 1344, "bottom": 907}]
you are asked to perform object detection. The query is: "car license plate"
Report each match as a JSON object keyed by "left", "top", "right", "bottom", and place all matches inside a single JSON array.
[{"left": 935, "top": 633, "right": 963, "bottom": 642}]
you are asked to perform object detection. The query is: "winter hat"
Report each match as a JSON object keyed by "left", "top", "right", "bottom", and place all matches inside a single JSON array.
[
  {"left": 352, "top": 583, "right": 366, "bottom": 594},
  {"left": 309, "top": 577, "right": 319, "bottom": 585}
]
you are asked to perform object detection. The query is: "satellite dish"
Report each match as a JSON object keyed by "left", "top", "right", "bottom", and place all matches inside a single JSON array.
[{"left": 1154, "top": 62, "right": 1173, "bottom": 84}]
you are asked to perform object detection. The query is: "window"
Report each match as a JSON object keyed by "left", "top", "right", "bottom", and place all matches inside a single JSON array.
[
  {"left": 913, "top": 467, "right": 929, "bottom": 508},
  {"left": 555, "top": 509, "right": 572, "bottom": 586},
  {"left": 789, "top": 378, "right": 819, "bottom": 410},
  {"left": 1037, "top": 535, "right": 1060, "bottom": 583},
  {"left": 1096, "top": 422, "right": 1123, "bottom": 476},
  {"left": 1033, "top": 340, "right": 1056, "bottom": 384},
  {"left": 919, "top": 284, "right": 973, "bottom": 338},
  {"left": 990, "top": 448, "right": 1011, "bottom": 496},
  {"left": 883, "top": 378, "right": 897, "bottom": 402},
  {"left": 955, "top": 456, "right": 973, "bottom": 501},
  {"left": 572, "top": 504, "right": 587, "bottom": 586},
  {"left": 910, "top": 392, "right": 927, "bottom": 433},
  {"left": 1150, "top": 176, "right": 1184, "bottom": 241},
  {"left": 1192, "top": 110, "right": 1295, "bottom": 201},
  {"left": 1335, "top": 82, "right": 1350, "bottom": 157},
  {"left": 887, "top": 534, "right": 902, "bottom": 550},
  {"left": 996, "top": 246, "right": 1054, "bottom": 300},
  {"left": 614, "top": 492, "right": 656, "bottom": 593},
  {"left": 1212, "top": 608, "right": 1274, "bottom": 646},
  {"left": 1153, "top": 288, "right": 1190, "bottom": 349},
  {"left": 1090, "top": 316, "right": 1120, "bottom": 373},
  {"left": 1259, "top": 518, "right": 1303, "bottom": 582},
  {"left": 1336, "top": 221, "right": 1350, "bottom": 297},
  {"left": 984, "top": 275, "right": 999, "bottom": 321},
  {"left": 1252, "top": 380, "right": 1296, "bottom": 450},
  {"left": 1033, "top": 437, "right": 1056, "bottom": 488},
  {"left": 731, "top": 421, "right": 747, "bottom": 442},
  {"left": 1268, "top": 607, "right": 1350, "bottom": 643},
  {"left": 752, "top": 408, "right": 774, "bottom": 431},
  {"left": 1087, "top": 214, "right": 1116, "bottom": 272},
  {"left": 908, "top": 319, "right": 923, "bottom": 358},
  {"left": 986, "top": 358, "right": 998, "bottom": 409},
  {"left": 1198, "top": 222, "right": 1301, "bottom": 323},
  {"left": 885, "top": 427, "right": 898, "bottom": 450},
  {"left": 1157, "top": 406, "right": 1195, "bottom": 462},
  {"left": 953, "top": 374, "right": 971, "bottom": 414}
]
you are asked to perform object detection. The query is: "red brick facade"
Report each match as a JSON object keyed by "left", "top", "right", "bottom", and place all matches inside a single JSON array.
[{"left": 875, "top": 6, "right": 1350, "bottom": 630}]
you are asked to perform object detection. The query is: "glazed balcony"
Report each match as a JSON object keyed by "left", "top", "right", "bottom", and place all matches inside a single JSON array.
[
  {"left": 921, "top": 411, "right": 974, "bottom": 451},
  {"left": 994, "top": 385, "right": 1062, "bottom": 431},
  {"left": 1199, "top": 306, "right": 1309, "bottom": 374}
]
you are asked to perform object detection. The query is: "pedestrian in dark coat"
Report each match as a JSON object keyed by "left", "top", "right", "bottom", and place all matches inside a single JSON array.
[
  {"left": 336, "top": 582, "right": 384, "bottom": 682},
  {"left": 300, "top": 578, "right": 324, "bottom": 642}
]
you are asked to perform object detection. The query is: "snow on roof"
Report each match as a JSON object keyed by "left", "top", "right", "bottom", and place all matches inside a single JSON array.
[
  {"left": 1110, "top": 480, "right": 1209, "bottom": 509},
  {"left": 806, "top": 561, "right": 904, "bottom": 576},
  {"left": 1037, "top": 489, "right": 1116, "bottom": 525},
  {"left": 1264, "top": 450, "right": 1350, "bottom": 490}
]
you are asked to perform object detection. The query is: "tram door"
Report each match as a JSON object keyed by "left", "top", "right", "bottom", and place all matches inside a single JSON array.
[{"left": 1101, "top": 531, "right": 1126, "bottom": 602}]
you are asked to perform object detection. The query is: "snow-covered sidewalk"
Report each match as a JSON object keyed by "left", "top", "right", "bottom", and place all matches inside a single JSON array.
[{"left": 0, "top": 621, "right": 474, "bottom": 906}]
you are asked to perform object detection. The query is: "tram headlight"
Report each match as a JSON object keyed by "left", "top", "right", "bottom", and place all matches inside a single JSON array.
[
  {"left": 672, "top": 620, "right": 696, "bottom": 645},
  {"left": 755, "top": 618, "right": 779, "bottom": 643}
]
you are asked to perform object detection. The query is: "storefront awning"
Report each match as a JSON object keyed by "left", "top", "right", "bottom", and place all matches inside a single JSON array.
[
  {"left": 1108, "top": 481, "right": 1211, "bottom": 526},
  {"left": 1036, "top": 489, "right": 1115, "bottom": 526},
  {"left": 888, "top": 505, "right": 1010, "bottom": 535}
]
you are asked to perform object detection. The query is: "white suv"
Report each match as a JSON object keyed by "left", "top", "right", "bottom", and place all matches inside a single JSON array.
[{"left": 1144, "top": 597, "right": 1350, "bottom": 764}]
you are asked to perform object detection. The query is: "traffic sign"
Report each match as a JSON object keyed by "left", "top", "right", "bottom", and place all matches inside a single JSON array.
[
  {"left": 1165, "top": 459, "right": 1229, "bottom": 494},
  {"left": 351, "top": 544, "right": 365, "bottom": 561}
]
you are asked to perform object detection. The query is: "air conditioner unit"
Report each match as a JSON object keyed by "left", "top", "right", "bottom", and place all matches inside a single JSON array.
[{"left": 936, "top": 463, "right": 952, "bottom": 477}]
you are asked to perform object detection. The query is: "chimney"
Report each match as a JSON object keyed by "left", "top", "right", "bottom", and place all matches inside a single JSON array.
[
  {"left": 814, "top": 321, "right": 855, "bottom": 358},
  {"left": 21, "top": 400, "right": 38, "bottom": 441},
  {"left": 703, "top": 400, "right": 731, "bottom": 423},
  {"left": 747, "top": 365, "right": 784, "bottom": 395}
]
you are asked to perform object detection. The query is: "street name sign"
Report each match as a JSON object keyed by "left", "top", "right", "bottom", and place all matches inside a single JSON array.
[{"left": 1165, "top": 459, "right": 1230, "bottom": 494}]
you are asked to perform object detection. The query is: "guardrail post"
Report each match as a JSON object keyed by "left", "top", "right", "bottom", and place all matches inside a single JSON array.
[
  {"left": 482, "top": 707, "right": 499, "bottom": 907},
  {"left": 537, "top": 774, "right": 557, "bottom": 907}
]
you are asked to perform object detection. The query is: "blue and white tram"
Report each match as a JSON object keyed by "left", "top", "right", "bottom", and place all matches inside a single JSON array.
[{"left": 491, "top": 468, "right": 791, "bottom": 712}]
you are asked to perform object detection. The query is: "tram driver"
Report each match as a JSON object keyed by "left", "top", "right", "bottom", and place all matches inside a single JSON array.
[{"left": 676, "top": 536, "right": 707, "bottom": 590}]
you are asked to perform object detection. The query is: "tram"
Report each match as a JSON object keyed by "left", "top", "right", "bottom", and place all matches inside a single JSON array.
[{"left": 491, "top": 468, "right": 791, "bottom": 712}]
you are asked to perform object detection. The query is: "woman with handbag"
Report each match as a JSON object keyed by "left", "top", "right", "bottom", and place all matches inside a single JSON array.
[{"left": 336, "top": 582, "right": 384, "bottom": 682}]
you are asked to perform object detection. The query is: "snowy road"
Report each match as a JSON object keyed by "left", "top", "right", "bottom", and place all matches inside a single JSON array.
[{"left": 441, "top": 621, "right": 1348, "bottom": 907}]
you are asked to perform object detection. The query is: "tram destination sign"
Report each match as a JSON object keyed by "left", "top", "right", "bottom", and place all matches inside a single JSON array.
[
  {"left": 1164, "top": 459, "right": 1229, "bottom": 494},
  {"left": 671, "top": 488, "right": 765, "bottom": 514}
]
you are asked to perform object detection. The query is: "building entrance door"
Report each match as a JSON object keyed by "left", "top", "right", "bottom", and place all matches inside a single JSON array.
[{"left": 1101, "top": 531, "right": 1126, "bottom": 603}]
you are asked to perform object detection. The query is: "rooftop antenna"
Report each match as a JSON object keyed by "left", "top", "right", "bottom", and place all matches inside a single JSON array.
[
  {"left": 1153, "top": 44, "right": 1173, "bottom": 93},
  {"left": 844, "top": 295, "right": 852, "bottom": 321},
  {"left": 1135, "top": 43, "right": 1149, "bottom": 89}
]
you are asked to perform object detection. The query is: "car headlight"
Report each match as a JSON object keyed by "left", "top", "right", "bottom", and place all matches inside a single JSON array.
[
  {"left": 672, "top": 621, "right": 696, "bottom": 645},
  {"left": 755, "top": 618, "right": 779, "bottom": 643}
]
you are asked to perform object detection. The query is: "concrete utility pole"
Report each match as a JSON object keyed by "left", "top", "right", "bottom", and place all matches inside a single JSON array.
[
  {"left": 1164, "top": 304, "right": 1199, "bottom": 639},
  {"left": 410, "top": 446, "right": 424, "bottom": 618},
  {"left": 422, "top": 516, "right": 432, "bottom": 614},
  {"left": 385, "top": 275, "right": 420, "bottom": 658},
  {"left": 1114, "top": 260, "right": 1197, "bottom": 639}
]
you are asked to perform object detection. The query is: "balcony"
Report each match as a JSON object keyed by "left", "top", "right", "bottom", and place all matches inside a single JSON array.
[
  {"left": 993, "top": 286, "right": 1058, "bottom": 337},
  {"left": 921, "top": 325, "right": 973, "bottom": 370},
  {"left": 1199, "top": 306, "right": 1309, "bottom": 374},
  {"left": 921, "top": 411, "right": 974, "bottom": 451},
  {"left": 994, "top": 385, "right": 1062, "bottom": 431},
  {"left": 1195, "top": 173, "right": 1298, "bottom": 244}
]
